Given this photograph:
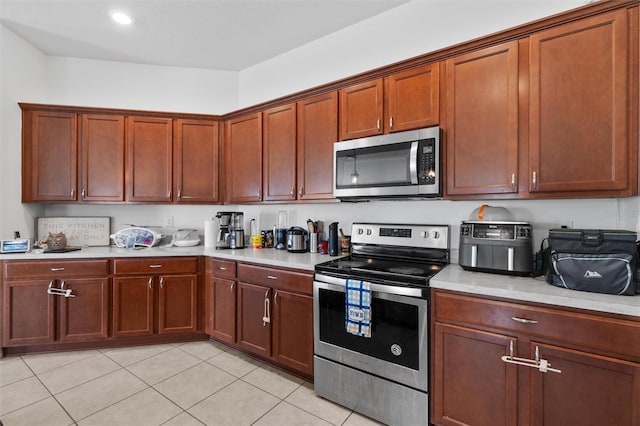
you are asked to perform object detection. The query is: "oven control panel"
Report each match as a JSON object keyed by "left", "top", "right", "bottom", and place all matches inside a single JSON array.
[{"left": 351, "top": 223, "right": 449, "bottom": 250}]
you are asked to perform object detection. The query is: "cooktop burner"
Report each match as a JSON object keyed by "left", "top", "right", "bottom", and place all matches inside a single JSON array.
[{"left": 387, "top": 266, "right": 427, "bottom": 275}]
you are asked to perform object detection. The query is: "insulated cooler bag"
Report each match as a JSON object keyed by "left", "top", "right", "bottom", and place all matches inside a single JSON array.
[{"left": 546, "top": 229, "right": 639, "bottom": 295}]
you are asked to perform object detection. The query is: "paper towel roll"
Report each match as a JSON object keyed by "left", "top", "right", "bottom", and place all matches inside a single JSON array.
[{"left": 204, "top": 220, "right": 216, "bottom": 248}]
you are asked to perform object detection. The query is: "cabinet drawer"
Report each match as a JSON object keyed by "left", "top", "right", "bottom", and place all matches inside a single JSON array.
[
  {"left": 237, "top": 263, "right": 312, "bottom": 295},
  {"left": 434, "top": 291, "right": 640, "bottom": 360},
  {"left": 209, "top": 258, "right": 236, "bottom": 279},
  {"left": 3, "top": 259, "right": 109, "bottom": 279},
  {"left": 113, "top": 257, "right": 198, "bottom": 275}
]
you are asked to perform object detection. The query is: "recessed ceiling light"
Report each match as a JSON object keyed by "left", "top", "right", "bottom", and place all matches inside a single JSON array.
[{"left": 111, "top": 11, "right": 133, "bottom": 25}]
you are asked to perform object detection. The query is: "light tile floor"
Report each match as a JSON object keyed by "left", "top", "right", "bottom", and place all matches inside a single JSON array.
[{"left": 0, "top": 341, "right": 383, "bottom": 426}]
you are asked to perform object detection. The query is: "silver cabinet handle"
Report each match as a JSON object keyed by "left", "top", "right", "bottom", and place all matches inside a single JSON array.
[
  {"left": 298, "top": 186, "right": 303, "bottom": 196},
  {"left": 218, "top": 266, "right": 227, "bottom": 271},
  {"left": 168, "top": 190, "right": 172, "bottom": 198},
  {"left": 511, "top": 316, "right": 538, "bottom": 324},
  {"left": 257, "top": 190, "right": 261, "bottom": 200},
  {"left": 274, "top": 291, "right": 278, "bottom": 304},
  {"left": 511, "top": 173, "right": 516, "bottom": 191},
  {"left": 50, "top": 267, "right": 65, "bottom": 272},
  {"left": 148, "top": 277, "right": 153, "bottom": 289},
  {"left": 81, "top": 189, "right": 86, "bottom": 199},
  {"left": 267, "top": 275, "right": 278, "bottom": 280},
  {"left": 60, "top": 281, "right": 75, "bottom": 298},
  {"left": 47, "top": 280, "right": 75, "bottom": 297},
  {"left": 149, "top": 264, "right": 162, "bottom": 268},
  {"left": 290, "top": 187, "right": 295, "bottom": 197},
  {"left": 230, "top": 282, "right": 235, "bottom": 293},
  {"left": 262, "top": 290, "right": 271, "bottom": 326},
  {"left": 532, "top": 171, "right": 537, "bottom": 190},
  {"left": 376, "top": 118, "right": 381, "bottom": 131},
  {"left": 71, "top": 189, "right": 75, "bottom": 198},
  {"left": 501, "top": 341, "right": 561, "bottom": 374},
  {"left": 389, "top": 117, "right": 393, "bottom": 129},
  {"left": 159, "top": 277, "right": 164, "bottom": 288}
]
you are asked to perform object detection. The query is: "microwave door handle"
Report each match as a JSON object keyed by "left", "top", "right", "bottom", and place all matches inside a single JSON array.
[{"left": 409, "top": 141, "right": 419, "bottom": 184}]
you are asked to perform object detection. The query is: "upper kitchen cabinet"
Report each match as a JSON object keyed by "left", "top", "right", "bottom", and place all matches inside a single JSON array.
[
  {"left": 224, "top": 112, "right": 263, "bottom": 203},
  {"left": 263, "top": 103, "right": 297, "bottom": 201},
  {"left": 297, "top": 91, "right": 338, "bottom": 200},
  {"left": 385, "top": 63, "right": 440, "bottom": 133},
  {"left": 173, "top": 119, "right": 220, "bottom": 203},
  {"left": 339, "top": 63, "right": 439, "bottom": 140},
  {"left": 22, "top": 108, "right": 78, "bottom": 202},
  {"left": 445, "top": 41, "right": 520, "bottom": 196},
  {"left": 80, "top": 114, "right": 125, "bottom": 202},
  {"left": 126, "top": 116, "right": 173, "bottom": 203},
  {"left": 339, "top": 79, "right": 383, "bottom": 140},
  {"left": 528, "top": 9, "right": 636, "bottom": 197}
]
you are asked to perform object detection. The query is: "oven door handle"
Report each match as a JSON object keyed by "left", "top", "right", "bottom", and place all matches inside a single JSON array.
[{"left": 314, "top": 274, "right": 425, "bottom": 298}]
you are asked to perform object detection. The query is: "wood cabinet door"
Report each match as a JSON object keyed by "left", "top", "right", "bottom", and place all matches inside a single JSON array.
[
  {"left": 209, "top": 276, "right": 237, "bottom": 343},
  {"left": 173, "top": 118, "right": 220, "bottom": 203},
  {"left": 26, "top": 110, "right": 78, "bottom": 201},
  {"left": 158, "top": 274, "right": 198, "bottom": 334},
  {"left": 113, "top": 276, "right": 154, "bottom": 337},
  {"left": 79, "top": 114, "right": 125, "bottom": 202},
  {"left": 297, "top": 92, "right": 338, "bottom": 200},
  {"left": 339, "top": 79, "right": 383, "bottom": 140},
  {"left": 530, "top": 342, "right": 640, "bottom": 426},
  {"left": 432, "top": 322, "right": 518, "bottom": 426},
  {"left": 386, "top": 63, "right": 439, "bottom": 132},
  {"left": 2, "top": 280, "right": 55, "bottom": 346},
  {"left": 529, "top": 10, "right": 629, "bottom": 194},
  {"left": 58, "top": 277, "right": 110, "bottom": 342},
  {"left": 126, "top": 116, "right": 173, "bottom": 202},
  {"left": 224, "top": 112, "right": 263, "bottom": 203},
  {"left": 236, "top": 282, "right": 271, "bottom": 358},
  {"left": 272, "top": 289, "right": 313, "bottom": 377},
  {"left": 263, "top": 103, "right": 297, "bottom": 201},
  {"left": 445, "top": 41, "right": 520, "bottom": 196}
]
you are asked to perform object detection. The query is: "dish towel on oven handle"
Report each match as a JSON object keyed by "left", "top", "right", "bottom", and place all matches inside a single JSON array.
[{"left": 345, "top": 279, "right": 372, "bottom": 338}]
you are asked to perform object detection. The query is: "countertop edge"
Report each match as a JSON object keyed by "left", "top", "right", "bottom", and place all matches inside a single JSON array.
[{"left": 431, "top": 264, "right": 640, "bottom": 318}]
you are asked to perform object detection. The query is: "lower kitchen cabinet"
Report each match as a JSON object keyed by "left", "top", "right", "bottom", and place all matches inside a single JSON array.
[
  {"left": 431, "top": 290, "right": 640, "bottom": 426},
  {"left": 113, "top": 257, "right": 198, "bottom": 338},
  {"left": 1, "top": 260, "right": 110, "bottom": 347},
  {"left": 235, "top": 263, "right": 314, "bottom": 377},
  {"left": 206, "top": 258, "right": 237, "bottom": 344}
]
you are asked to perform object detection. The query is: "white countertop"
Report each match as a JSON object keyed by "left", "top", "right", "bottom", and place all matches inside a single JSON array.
[
  {"left": 431, "top": 264, "right": 640, "bottom": 318},
  {"left": 0, "top": 245, "right": 336, "bottom": 271}
]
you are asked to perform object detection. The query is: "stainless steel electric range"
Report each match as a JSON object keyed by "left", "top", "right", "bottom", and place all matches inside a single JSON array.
[{"left": 313, "top": 222, "right": 449, "bottom": 426}]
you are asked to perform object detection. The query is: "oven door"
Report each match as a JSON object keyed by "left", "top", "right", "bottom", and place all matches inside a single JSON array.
[{"left": 313, "top": 276, "right": 429, "bottom": 392}]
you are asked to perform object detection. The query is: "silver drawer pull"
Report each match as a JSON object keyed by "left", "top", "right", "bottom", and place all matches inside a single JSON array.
[
  {"left": 267, "top": 275, "right": 278, "bottom": 280},
  {"left": 511, "top": 316, "right": 538, "bottom": 324},
  {"left": 218, "top": 266, "right": 227, "bottom": 270},
  {"left": 50, "top": 267, "right": 65, "bottom": 272},
  {"left": 149, "top": 264, "right": 163, "bottom": 268}
]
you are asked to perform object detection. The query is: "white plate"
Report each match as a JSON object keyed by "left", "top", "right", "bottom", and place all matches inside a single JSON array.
[{"left": 173, "top": 239, "right": 200, "bottom": 247}]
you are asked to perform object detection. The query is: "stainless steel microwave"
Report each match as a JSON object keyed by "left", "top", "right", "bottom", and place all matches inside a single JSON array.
[{"left": 333, "top": 126, "right": 441, "bottom": 200}]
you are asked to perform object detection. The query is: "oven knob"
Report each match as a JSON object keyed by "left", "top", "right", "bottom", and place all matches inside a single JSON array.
[
  {"left": 357, "top": 228, "right": 364, "bottom": 235},
  {"left": 391, "top": 344, "right": 402, "bottom": 356},
  {"left": 421, "top": 231, "right": 429, "bottom": 238},
  {"left": 366, "top": 229, "right": 372, "bottom": 235},
  {"left": 432, "top": 231, "right": 440, "bottom": 239}
]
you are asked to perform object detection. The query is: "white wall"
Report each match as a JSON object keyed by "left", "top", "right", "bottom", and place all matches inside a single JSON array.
[
  {"left": 2, "top": 1, "right": 640, "bottom": 255},
  {"left": 45, "top": 57, "right": 238, "bottom": 114},
  {"left": 1, "top": 24, "right": 48, "bottom": 239},
  {"left": 238, "top": 0, "right": 587, "bottom": 107}
]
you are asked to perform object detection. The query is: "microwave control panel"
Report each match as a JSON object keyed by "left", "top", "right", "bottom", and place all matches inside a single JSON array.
[{"left": 417, "top": 139, "right": 437, "bottom": 185}]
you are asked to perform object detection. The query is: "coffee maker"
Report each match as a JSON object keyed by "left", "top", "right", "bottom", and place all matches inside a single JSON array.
[
  {"left": 230, "top": 212, "right": 245, "bottom": 249},
  {"left": 215, "top": 211, "right": 245, "bottom": 249},
  {"left": 215, "top": 212, "right": 233, "bottom": 249}
]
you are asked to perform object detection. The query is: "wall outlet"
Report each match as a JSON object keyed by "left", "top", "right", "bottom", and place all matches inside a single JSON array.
[{"left": 164, "top": 216, "right": 174, "bottom": 227}]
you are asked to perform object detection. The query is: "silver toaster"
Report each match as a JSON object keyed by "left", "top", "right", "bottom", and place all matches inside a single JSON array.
[{"left": 459, "top": 221, "right": 533, "bottom": 276}]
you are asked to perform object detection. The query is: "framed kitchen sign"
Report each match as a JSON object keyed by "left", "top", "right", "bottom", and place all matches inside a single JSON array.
[{"left": 36, "top": 217, "right": 111, "bottom": 246}]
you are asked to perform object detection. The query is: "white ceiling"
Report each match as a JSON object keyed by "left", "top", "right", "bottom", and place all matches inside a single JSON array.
[{"left": 0, "top": 0, "right": 412, "bottom": 71}]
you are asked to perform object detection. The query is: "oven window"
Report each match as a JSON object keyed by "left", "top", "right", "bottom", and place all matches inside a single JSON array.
[
  {"left": 318, "top": 288, "right": 420, "bottom": 370},
  {"left": 335, "top": 143, "right": 412, "bottom": 189}
]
